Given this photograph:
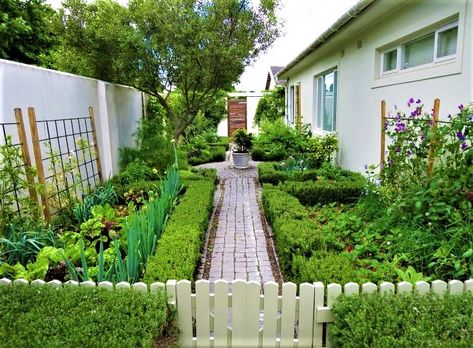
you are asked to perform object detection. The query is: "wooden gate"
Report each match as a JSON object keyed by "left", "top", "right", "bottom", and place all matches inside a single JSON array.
[{"left": 227, "top": 98, "right": 247, "bottom": 136}]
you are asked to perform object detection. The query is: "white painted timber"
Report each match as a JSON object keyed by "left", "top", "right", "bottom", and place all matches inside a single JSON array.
[
  {"left": 298, "top": 283, "right": 315, "bottom": 348},
  {"left": 196, "top": 280, "right": 211, "bottom": 348},
  {"left": 280, "top": 282, "right": 297, "bottom": 347},
  {"left": 262, "top": 281, "right": 278, "bottom": 348},
  {"left": 361, "top": 282, "right": 377, "bottom": 294},
  {"left": 176, "top": 280, "right": 193, "bottom": 348},
  {"left": 213, "top": 280, "right": 229, "bottom": 348}
]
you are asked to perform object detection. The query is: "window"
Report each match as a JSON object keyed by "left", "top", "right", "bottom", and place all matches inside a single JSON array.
[
  {"left": 316, "top": 69, "right": 337, "bottom": 132},
  {"left": 380, "top": 20, "right": 458, "bottom": 75},
  {"left": 288, "top": 85, "right": 295, "bottom": 124}
]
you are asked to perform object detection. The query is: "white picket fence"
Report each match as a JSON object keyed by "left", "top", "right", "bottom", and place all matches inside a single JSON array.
[{"left": 1, "top": 277, "right": 473, "bottom": 347}]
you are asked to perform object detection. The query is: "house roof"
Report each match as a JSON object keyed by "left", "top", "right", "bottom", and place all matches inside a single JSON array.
[
  {"left": 277, "top": 0, "right": 377, "bottom": 79},
  {"left": 265, "top": 66, "right": 285, "bottom": 90}
]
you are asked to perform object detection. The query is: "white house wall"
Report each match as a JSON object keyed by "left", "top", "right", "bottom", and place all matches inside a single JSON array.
[
  {"left": 0, "top": 59, "right": 143, "bottom": 177},
  {"left": 284, "top": 0, "right": 472, "bottom": 171}
]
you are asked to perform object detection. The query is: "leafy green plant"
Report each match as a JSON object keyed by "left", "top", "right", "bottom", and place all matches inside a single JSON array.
[
  {"left": 72, "top": 182, "right": 117, "bottom": 223},
  {"left": 232, "top": 128, "right": 253, "bottom": 153},
  {"left": 303, "top": 133, "right": 339, "bottom": 168},
  {"left": 0, "top": 285, "right": 176, "bottom": 347},
  {"left": 254, "top": 86, "right": 285, "bottom": 125}
]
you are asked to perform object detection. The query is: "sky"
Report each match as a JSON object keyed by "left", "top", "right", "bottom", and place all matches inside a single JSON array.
[{"left": 46, "top": 0, "right": 359, "bottom": 91}]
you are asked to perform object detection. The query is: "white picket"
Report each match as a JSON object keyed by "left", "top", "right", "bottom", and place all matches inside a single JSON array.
[
  {"left": 132, "top": 282, "right": 148, "bottom": 293},
  {"left": 312, "top": 282, "right": 325, "bottom": 347},
  {"left": 0, "top": 278, "right": 12, "bottom": 286},
  {"left": 195, "top": 280, "right": 210, "bottom": 347},
  {"left": 150, "top": 282, "right": 165, "bottom": 294},
  {"left": 115, "top": 281, "right": 130, "bottom": 290},
  {"left": 13, "top": 279, "right": 29, "bottom": 286},
  {"left": 397, "top": 281, "right": 413, "bottom": 294},
  {"left": 232, "top": 280, "right": 246, "bottom": 348},
  {"left": 344, "top": 282, "right": 359, "bottom": 296},
  {"left": 325, "top": 283, "right": 342, "bottom": 348},
  {"left": 47, "top": 280, "right": 62, "bottom": 288},
  {"left": 213, "top": 280, "right": 229, "bottom": 348},
  {"left": 81, "top": 280, "right": 96, "bottom": 288},
  {"left": 64, "top": 280, "right": 79, "bottom": 288},
  {"left": 465, "top": 279, "right": 473, "bottom": 293},
  {"left": 379, "top": 282, "right": 394, "bottom": 294},
  {"left": 431, "top": 280, "right": 447, "bottom": 296},
  {"left": 298, "top": 283, "right": 315, "bottom": 348},
  {"left": 98, "top": 281, "right": 113, "bottom": 290},
  {"left": 448, "top": 280, "right": 463, "bottom": 295},
  {"left": 166, "top": 280, "right": 177, "bottom": 305},
  {"left": 361, "top": 282, "right": 377, "bottom": 294},
  {"left": 415, "top": 281, "right": 430, "bottom": 295},
  {"left": 246, "top": 281, "right": 261, "bottom": 347},
  {"left": 262, "top": 281, "right": 278, "bottom": 348},
  {"left": 280, "top": 282, "right": 297, "bottom": 347},
  {"left": 31, "top": 279, "right": 46, "bottom": 287},
  {"left": 176, "top": 280, "right": 193, "bottom": 348}
]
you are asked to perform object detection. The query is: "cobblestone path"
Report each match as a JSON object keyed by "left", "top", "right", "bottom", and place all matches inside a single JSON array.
[{"left": 196, "top": 160, "right": 281, "bottom": 283}]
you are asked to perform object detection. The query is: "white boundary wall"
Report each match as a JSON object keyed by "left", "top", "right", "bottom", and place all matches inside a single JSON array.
[{"left": 0, "top": 59, "right": 144, "bottom": 177}]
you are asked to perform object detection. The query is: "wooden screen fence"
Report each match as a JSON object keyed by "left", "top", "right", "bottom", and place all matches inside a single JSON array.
[
  {"left": 1, "top": 278, "right": 472, "bottom": 348},
  {"left": 0, "top": 107, "right": 103, "bottom": 223}
]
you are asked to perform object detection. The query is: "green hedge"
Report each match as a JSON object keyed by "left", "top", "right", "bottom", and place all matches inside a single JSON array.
[
  {"left": 0, "top": 286, "right": 175, "bottom": 347},
  {"left": 143, "top": 173, "right": 216, "bottom": 282},
  {"left": 278, "top": 178, "right": 365, "bottom": 206},
  {"left": 187, "top": 145, "right": 226, "bottom": 166},
  {"left": 331, "top": 293, "right": 473, "bottom": 347},
  {"left": 257, "top": 162, "right": 319, "bottom": 185}
]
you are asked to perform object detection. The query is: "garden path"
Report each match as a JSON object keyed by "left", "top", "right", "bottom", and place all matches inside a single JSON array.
[{"left": 196, "top": 158, "right": 282, "bottom": 284}]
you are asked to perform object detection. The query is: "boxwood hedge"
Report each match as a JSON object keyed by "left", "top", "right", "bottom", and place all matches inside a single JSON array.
[
  {"left": 143, "top": 171, "right": 216, "bottom": 282},
  {"left": 0, "top": 285, "right": 175, "bottom": 347}
]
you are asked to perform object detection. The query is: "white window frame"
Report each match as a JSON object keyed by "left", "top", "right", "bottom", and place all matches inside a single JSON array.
[
  {"left": 379, "top": 20, "right": 458, "bottom": 77},
  {"left": 433, "top": 21, "right": 459, "bottom": 63},
  {"left": 315, "top": 69, "right": 337, "bottom": 132}
]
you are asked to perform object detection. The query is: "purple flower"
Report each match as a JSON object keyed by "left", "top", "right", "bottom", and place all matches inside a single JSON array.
[
  {"left": 420, "top": 132, "right": 425, "bottom": 141},
  {"left": 395, "top": 147, "right": 401, "bottom": 153},
  {"left": 408, "top": 97, "right": 415, "bottom": 104},
  {"left": 416, "top": 99, "right": 421, "bottom": 104},
  {"left": 468, "top": 114, "right": 473, "bottom": 121},
  {"left": 461, "top": 142, "right": 469, "bottom": 151},
  {"left": 364, "top": 164, "right": 368, "bottom": 170},
  {"left": 407, "top": 150, "right": 412, "bottom": 157},
  {"left": 394, "top": 122, "right": 406, "bottom": 132},
  {"left": 447, "top": 114, "right": 452, "bottom": 119},
  {"left": 459, "top": 104, "right": 464, "bottom": 110},
  {"left": 457, "top": 131, "right": 466, "bottom": 141},
  {"left": 395, "top": 112, "right": 401, "bottom": 121},
  {"left": 384, "top": 121, "right": 389, "bottom": 130}
]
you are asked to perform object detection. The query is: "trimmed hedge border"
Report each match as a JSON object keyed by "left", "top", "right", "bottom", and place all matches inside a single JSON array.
[
  {"left": 143, "top": 171, "right": 216, "bottom": 282},
  {"left": 331, "top": 292, "right": 473, "bottom": 347},
  {"left": 0, "top": 285, "right": 175, "bottom": 347}
]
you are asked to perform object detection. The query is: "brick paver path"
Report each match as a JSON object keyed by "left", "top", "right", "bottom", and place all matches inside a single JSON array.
[{"left": 196, "top": 159, "right": 280, "bottom": 283}]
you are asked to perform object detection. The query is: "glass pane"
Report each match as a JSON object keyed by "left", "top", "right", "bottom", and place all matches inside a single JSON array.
[
  {"left": 437, "top": 26, "right": 458, "bottom": 58},
  {"left": 316, "top": 78, "right": 323, "bottom": 128},
  {"left": 323, "top": 71, "right": 335, "bottom": 131},
  {"left": 402, "top": 33, "right": 434, "bottom": 69},
  {"left": 383, "top": 49, "right": 397, "bottom": 72}
]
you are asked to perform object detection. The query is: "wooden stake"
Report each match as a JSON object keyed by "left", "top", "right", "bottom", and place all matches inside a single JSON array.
[
  {"left": 14, "top": 108, "right": 38, "bottom": 204},
  {"left": 427, "top": 98, "right": 440, "bottom": 175},
  {"left": 88, "top": 107, "right": 104, "bottom": 183},
  {"left": 28, "top": 107, "right": 51, "bottom": 222},
  {"left": 380, "top": 100, "right": 386, "bottom": 165}
]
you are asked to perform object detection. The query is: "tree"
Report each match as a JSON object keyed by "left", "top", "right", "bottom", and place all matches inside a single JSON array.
[
  {"left": 254, "top": 86, "right": 285, "bottom": 125},
  {"left": 54, "top": 0, "right": 280, "bottom": 141},
  {"left": 0, "top": 0, "right": 56, "bottom": 65}
]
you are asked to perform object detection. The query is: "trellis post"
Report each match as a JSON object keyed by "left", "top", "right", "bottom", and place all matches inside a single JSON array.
[
  {"left": 88, "top": 106, "right": 104, "bottom": 183},
  {"left": 28, "top": 107, "right": 51, "bottom": 222},
  {"left": 380, "top": 100, "right": 386, "bottom": 166},
  {"left": 427, "top": 98, "right": 440, "bottom": 175},
  {"left": 14, "top": 108, "right": 38, "bottom": 205}
]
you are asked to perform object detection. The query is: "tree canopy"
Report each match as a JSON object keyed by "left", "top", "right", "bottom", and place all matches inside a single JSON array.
[
  {"left": 0, "top": 0, "right": 56, "bottom": 65},
  {"left": 54, "top": 0, "right": 281, "bottom": 141},
  {"left": 254, "top": 86, "right": 285, "bottom": 125}
]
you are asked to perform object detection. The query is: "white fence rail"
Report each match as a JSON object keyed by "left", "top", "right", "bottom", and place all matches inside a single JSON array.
[{"left": 2, "top": 278, "right": 473, "bottom": 347}]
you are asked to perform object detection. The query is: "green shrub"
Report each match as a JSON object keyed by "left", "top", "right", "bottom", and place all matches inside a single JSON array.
[
  {"left": 303, "top": 134, "right": 339, "bottom": 168},
  {"left": 0, "top": 285, "right": 176, "bottom": 347},
  {"left": 258, "top": 162, "right": 320, "bottom": 185},
  {"left": 119, "top": 159, "right": 158, "bottom": 184},
  {"left": 251, "top": 119, "right": 306, "bottom": 161},
  {"left": 331, "top": 292, "right": 473, "bottom": 348},
  {"left": 292, "top": 251, "right": 366, "bottom": 285},
  {"left": 261, "top": 184, "right": 307, "bottom": 223},
  {"left": 254, "top": 86, "right": 285, "bottom": 125},
  {"left": 143, "top": 176, "right": 215, "bottom": 282},
  {"left": 279, "top": 178, "right": 365, "bottom": 206}
]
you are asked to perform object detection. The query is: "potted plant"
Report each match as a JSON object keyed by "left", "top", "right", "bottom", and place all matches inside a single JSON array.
[{"left": 232, "top": 128, "right": 253, "bottom": 169}]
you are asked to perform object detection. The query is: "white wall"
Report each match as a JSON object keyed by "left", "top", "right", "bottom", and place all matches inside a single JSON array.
[
  {"left": 0, "top": 59, "right": 143, "bottom": 177},
  {"left": 282, "top": 0, "right": 472, "bottom": 172}
]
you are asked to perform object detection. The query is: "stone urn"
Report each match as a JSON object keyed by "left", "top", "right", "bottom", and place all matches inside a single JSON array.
[
  {"left": 231, "top": 128, "right": 253, "bottom": 169},
  {"left": 232, "top": 151, "right": 250, "bottom": 169}
]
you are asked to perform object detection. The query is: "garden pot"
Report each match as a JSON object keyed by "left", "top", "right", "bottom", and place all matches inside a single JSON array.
[{"left": 232, "top": 152, "right": 250, "bottom": 169}]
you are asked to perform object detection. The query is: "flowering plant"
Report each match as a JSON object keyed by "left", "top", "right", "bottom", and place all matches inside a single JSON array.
[{"left": 380, "top": 98, "right": 473, "bottom": 227}]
